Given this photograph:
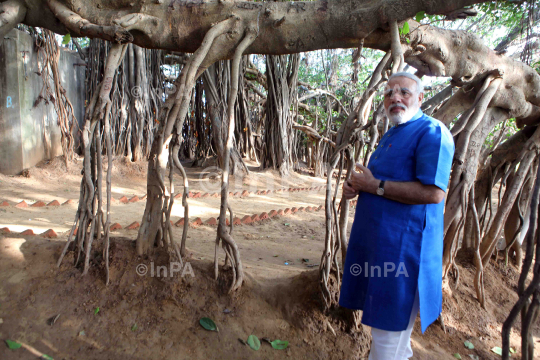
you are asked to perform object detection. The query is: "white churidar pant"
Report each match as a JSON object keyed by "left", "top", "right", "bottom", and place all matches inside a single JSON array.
[{"left": 367, "top": 289, "right": 420, "bottom": 360}]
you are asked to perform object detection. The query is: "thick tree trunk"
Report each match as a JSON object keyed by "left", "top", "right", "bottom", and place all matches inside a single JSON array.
[
  {"left": 261, "top": 54, "right": 299, "bottom": 176},
  {"left": 203, "top": 62, "right": 248, "bottom": 176},
  {"left": 136, "top": 133, "right": 170, "bottom": 255},
  {"left": 131, "top": 44, "right": 150, "bottom": 162}
]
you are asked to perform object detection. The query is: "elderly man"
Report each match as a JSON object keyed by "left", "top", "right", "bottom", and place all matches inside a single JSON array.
[{"left": 339, "top": 72, "right": 455, "bottom": 360}]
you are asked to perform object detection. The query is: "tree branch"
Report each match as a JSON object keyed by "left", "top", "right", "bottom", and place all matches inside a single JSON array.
[
  {"left": 46, "top": 0, "right": 133, "bottom": 43},
  {"left": 298, "top": 89, "right": 350, "bottom": 116},
  {"left": 0, "top": 0, "right": 26, "bottom": 39},
  {"left": 70, "top": 37, "right": 86, "bottom": 61},
  {"left": 495, "top": 10, "right": 540, "bottom": 53},
  {"left": 292, "top": 121, "right": 336, "bottom": 147},
  {"left": 26, "top": 0, "right": 493, "bottom": 55}
]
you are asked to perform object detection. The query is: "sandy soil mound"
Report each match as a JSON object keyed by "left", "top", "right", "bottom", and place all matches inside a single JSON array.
[{"left": 0, "top": 238, "right": 370, "bottom": 360}]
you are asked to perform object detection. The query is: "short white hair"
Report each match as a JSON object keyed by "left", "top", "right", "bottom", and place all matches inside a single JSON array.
[{"left": 387, "top": 72, "right": 424, "bottom": 94}]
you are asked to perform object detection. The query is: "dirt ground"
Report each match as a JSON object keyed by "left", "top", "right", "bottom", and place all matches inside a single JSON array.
[{"left": 0, "top": 156, "right": 538, "bottom": 359}]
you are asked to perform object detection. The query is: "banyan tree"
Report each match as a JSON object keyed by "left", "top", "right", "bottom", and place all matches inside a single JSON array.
[{"left": 2, "top": 0, "right": 539, "bottom": 358}]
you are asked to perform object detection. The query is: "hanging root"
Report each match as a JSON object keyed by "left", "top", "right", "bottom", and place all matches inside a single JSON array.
[
  {"left": 102, "top": 100, "right": 114, "bottom": 284},
  {"left": 136, "top": 17, "right": 236, "bottom": 257},
  {"left": 451, "top": 74, "right": 503, "bottom": 173},
  {"left": 442, "top": 106, "right": 508, "bottom": 276},
  {"left": 320, "top": 149, "right": 344, "bottom": 308},
  {"left": 504, "top": 188, "right": 525, "bottom": 267},
  {"left": 390, "top": 20, "right": 405, "bottom": 73},
  {"left": 0, "top": 0, "right": 26, "bottom": 39},
  {"left": 319, "top": 51, "right": 390, "bottom": 310},
  {"left": 36, "top": 30, "right": 77, "bottom": 166},
  {"left": 479, "top": 129, "right": 540, "bottom": 267},
  {"left": 501, "top": 161, "right": 540, "bottom": 360},
  {"left": 443, "top": 182, "right": 468, "bottom": 279},
  {"left": 215, "top": 27, "right": 258, "bottom": 293},
  {"left": 451, "top": 71, "right": 504, "bottom": 138},
  {"left": 57, "top": 44, "right": 127, "bottom": 281},
  {"left": 171, "top": 130, "right": 190, "bottom": 258},
  {"left": 469, "top": 187, "right": 486, "bottom": 308}
]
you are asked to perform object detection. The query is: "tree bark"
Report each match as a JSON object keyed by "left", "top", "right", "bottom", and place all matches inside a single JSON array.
[
  {"left": 0, "top": 0, "right": 26, "bottom": 39},
  {"left": 261, "top": 54, "right": 299, "bottom": 176},
  {"left": 203, "top": 62, "right": 248, "bottom": 176},
  {"left": 132, "top": 44, "right": 150, "bottom": 161},
  {"left": 21, "top": 0, "right": 489, "bottom": 54}
]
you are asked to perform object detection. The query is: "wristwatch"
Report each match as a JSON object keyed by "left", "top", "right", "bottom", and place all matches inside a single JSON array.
[{"left": 376, "top": 180, "right": 385, "bottom": 196}]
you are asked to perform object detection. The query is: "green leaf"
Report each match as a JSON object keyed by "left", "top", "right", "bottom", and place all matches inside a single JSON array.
[
  {"left": 62, "top": 33, "right": 71, "bottom": 45},
  {"left": 453, "top": 353, "right": 462, "bottom": 359},
  {"left": 464, "top": 340, "right": 474, "bottom": 349},
  {"left": 199, "top": 317, "right": 218, "bottom": 332},
  {"left": 5, "top": 340, "right": 22, "bottom": 350},
  {"left": 402, "top": 22, "right": 410, "bottom": 35},
  {"left": 131, "top": 324, "right": 138, "bottom": 332},
  {"left": 405, "top": 38, "right": 410, "bottom": 44},
  {"left": 491, "top": 346, "right": 503, "bottom": 356},
  {"left": 41, "top": 355, "right": 54, "bottom": 360},
  {"left": 415, "top": 11, "right": 426, "bottom": 22},
  {"left": 94, "top": 307, "right": 99, "bottom": 315},
  {"left": 247, "top": 335, "right": 261, "bottom": 351},
  {"left": 510, "top": 348, "right": 516, "bottom": 353},
  {"left": 271, "top": 339, "right": 289, "bottom": 350}
]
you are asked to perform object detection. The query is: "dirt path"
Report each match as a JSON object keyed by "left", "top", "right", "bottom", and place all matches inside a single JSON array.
[{"left": 0, "top": 156, "right": 331, "bottom": 235}]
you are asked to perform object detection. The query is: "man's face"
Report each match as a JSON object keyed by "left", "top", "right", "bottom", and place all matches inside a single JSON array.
[{"left": 383, "top": 77, "right": 424, "bottom": 125}]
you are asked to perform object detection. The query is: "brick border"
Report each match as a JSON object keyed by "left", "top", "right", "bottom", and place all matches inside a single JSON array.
[
  {"left": 3, "top": 199, "right": 361, "bottom": 237},
  {"left": 0, "top": 185, "right": 331, "bottom": 210}
]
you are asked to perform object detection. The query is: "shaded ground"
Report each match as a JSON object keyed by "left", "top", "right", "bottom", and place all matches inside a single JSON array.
[{"left": 0, "top": 156, "right": 538, "bottom": 359}]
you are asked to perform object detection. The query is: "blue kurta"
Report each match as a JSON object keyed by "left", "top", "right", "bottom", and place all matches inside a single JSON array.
[{"left": 339, "top": 110, "right": 454, "bottom": 333}]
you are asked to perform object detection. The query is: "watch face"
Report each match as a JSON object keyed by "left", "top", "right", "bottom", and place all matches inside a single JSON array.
[{"left": 376, "top": 188, "right": 384, "bottom": 196}]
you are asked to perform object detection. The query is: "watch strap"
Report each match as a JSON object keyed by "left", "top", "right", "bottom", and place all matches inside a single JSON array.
[{"left": 377, "top": 180, "right": 385, "bottom": 195}]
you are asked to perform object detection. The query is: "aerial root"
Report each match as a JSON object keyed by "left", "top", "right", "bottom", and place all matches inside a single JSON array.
[
  {"left": 135, "top": 17, "right": 235, "bottom": 257},
  {"left": 215, "top": 28, "right": 258, "bottom": 293},
  {"left": 390, "top": 20, "right": 405, "bottom": 73},
  {"left": 56, "top": 44, "right": 127, "bottom": 283}
]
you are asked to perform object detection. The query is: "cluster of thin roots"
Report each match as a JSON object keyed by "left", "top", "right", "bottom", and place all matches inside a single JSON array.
[
  {"left": 319, "top": 40, "right": 395, "bottom": 309},
  {"left": 56, "top": 44, "right": 127, "bottom": 284},
  {"left": 35, "top": 29, "right": 77, "bottom": 167}
]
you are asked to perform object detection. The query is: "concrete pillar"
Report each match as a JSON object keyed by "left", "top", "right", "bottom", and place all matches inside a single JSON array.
[
  {"left": 0, "top": 28, "right": 85, "bottom": 175},
  {"left": 0, "top": 29, "right": 23, "bottom": 174}
]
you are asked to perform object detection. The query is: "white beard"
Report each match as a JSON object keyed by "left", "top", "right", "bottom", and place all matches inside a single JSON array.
[{"left": 385, "top": 103, "right": 419, "bottom": 125}]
